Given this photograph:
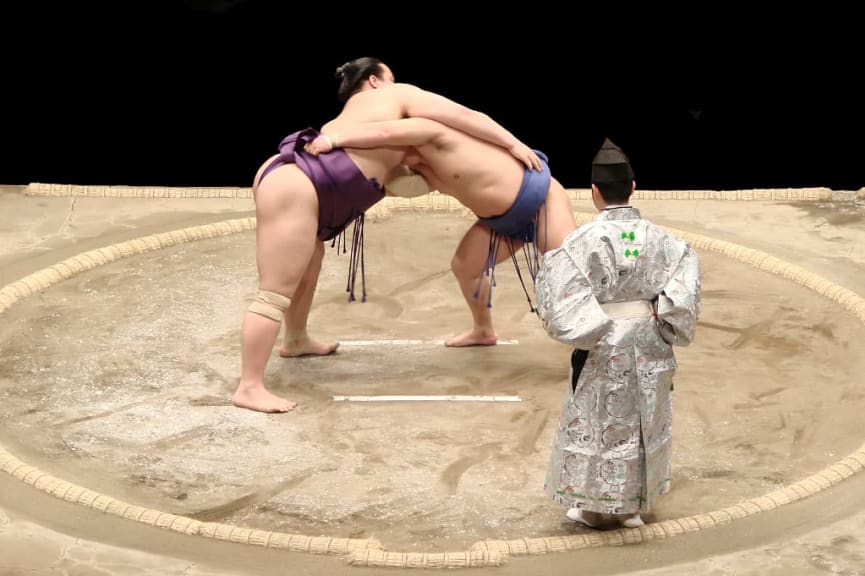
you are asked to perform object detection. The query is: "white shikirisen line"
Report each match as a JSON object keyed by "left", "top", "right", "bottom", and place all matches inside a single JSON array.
[
  {"left": 332, "top": 395, "right": 523, "bottom": 402},
  {"left": 339, "top": 339, "right": 519, "bottom": 347}
]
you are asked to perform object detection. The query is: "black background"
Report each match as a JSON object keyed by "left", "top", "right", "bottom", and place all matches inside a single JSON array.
[{"left": 3, "top": 1, "right": 862, "bottom": 191}]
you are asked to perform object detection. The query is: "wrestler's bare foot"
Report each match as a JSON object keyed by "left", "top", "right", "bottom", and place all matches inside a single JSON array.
[
  {"left": 232, "top": 385, "right": 297, "bottom": 414},
  {"left": 279, "top": 338, "right": 339, "bottom": 358},
  {"left": 444, "top": 329, "right": 497, "bottom": 348}
]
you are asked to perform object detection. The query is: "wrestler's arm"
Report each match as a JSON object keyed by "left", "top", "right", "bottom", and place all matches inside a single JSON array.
[
  {"left": 394, "top": 83, "right": 541, "bottom": 171},
  {"left": 305, "top": 118, "right": 443, "bottom": 154}
]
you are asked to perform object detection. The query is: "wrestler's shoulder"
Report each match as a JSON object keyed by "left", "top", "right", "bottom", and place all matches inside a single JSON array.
[{"left": 382, "top": 82, "right": 425, "bottom": 96}]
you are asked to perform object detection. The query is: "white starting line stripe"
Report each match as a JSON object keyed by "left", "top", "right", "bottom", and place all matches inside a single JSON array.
[
  {"left": 339, "top": 339, "right": 519, "bottom": 347},
  {"left": 332, "top": 395, "right": 523, "bottom": 402}
]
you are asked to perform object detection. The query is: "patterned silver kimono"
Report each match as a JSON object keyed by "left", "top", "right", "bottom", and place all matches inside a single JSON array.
[{"left": 534, "top": 206, "right": 702, "bottom": 515}]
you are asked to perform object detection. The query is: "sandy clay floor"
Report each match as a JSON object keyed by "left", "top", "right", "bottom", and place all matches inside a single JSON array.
[{"left": 1, "top": 184, "right": 864, "bottom": 575}]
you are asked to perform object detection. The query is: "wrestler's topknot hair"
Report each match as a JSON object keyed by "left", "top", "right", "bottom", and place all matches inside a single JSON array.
[{"left": 336, "top": 56, "right": 386, "bottom": 103}]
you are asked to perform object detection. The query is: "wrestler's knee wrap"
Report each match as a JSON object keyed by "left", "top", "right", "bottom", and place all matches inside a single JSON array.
[{"left": 247, "top": 290, "right": 291, "bottom": 322}]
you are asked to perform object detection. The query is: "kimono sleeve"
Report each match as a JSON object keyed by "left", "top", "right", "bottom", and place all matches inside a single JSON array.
[
  {"left": 657, "top": 242, "right": 702, "bottom": 346},
  {"left": 535, "top": 246, "right": 612, "bottom": 349}
]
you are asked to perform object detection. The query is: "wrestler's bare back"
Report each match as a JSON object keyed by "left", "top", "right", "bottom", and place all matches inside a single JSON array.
[
  {"left": 253, "top": 85, "right": 415, "bottom": 192},
  {"left": 319, "top": 86, "right": 413, "bottom": 183}
]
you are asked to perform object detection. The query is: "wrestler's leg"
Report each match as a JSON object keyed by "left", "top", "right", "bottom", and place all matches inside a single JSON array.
[
  {"left": 234, "top": 169, "right": 318, "bottom": 413},
  {"left": 536, "top": 178, "right": 578, "bottom": 253},
  {"left": 279, "top": 239, "right": 339, "bottom": 358},
  {"left": 445, "top": 222, "right": 523, "bottom": 347}
]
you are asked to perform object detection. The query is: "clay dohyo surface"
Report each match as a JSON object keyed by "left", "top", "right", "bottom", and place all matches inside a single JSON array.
[
  {"left": 2, "top": 188, "right": 865, "bottom": 575},
  {"left": 2, "top": 210, "right": 864, "bottom": 553}
]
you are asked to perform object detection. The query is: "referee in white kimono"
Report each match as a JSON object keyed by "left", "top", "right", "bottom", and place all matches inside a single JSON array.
[{"left": 534, "top": 139, "right": 702, "bottom": 529}]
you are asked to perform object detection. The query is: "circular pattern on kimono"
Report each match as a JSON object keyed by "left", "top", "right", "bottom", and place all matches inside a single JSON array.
[
  {"left": 604, "top": 387, "right": 636, "bottom": 418},
  {"left": 604, "top": 354, "right": 632, "bottom": 382},
  {"left": 602, "top": 424, "right": 637, "bottom": 453},
  {"left": 566, "top": 417, "right": 595, "bottom": 448},
  {"left": 599, "top": 458, "right": 629, "bottom": 485}
]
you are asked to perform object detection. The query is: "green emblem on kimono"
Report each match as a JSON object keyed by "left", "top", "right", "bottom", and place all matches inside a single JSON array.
[{"left": 623, "top": 230, "right": 637, "bottom": 257}]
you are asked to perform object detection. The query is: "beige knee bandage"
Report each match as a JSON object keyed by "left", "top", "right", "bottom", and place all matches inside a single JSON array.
[{"left": 247, "top": 290, "right": 291, "bottom": 322}]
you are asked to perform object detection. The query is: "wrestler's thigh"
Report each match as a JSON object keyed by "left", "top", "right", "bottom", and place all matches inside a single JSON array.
[
  {"left": 538, "top": 179, "right": 577, "bottom": 252},
  {"left": 452, "top": 222, "right": 493, "bottom": 274},
  {"left": 452, "top": 223, "right": 520, "bottom": 271},
  {"left": 254, "top": 169, "right": 319, "bottom": 295},
  {"left": 495, "top": 237, "right": 524, "bottom": 263}
]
